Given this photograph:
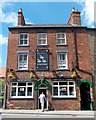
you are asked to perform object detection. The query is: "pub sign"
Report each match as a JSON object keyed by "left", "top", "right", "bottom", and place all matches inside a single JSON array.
[{"left": 36, "top": 49, "right": 49, "bottom": 71}]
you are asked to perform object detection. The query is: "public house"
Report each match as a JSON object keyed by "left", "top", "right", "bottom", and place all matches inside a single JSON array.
[{"left": 5, "top": 7, "right": 94, "bottom": 110}]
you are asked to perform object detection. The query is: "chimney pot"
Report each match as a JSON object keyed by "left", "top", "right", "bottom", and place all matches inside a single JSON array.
[
  {"left": 72, "top": 7, "right": 75, "bottom": 12},
  {"left": 18, "top": 8, "right": 22, "bottom": 12}
]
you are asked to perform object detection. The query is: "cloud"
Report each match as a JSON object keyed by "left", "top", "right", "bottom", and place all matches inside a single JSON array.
[
  {"left": 0, "top": 34, "right": 8, "bottom": 45},
  {"left": 0, "top": 2, "right": 17, "bottom": 26},
  {"left": 81, "top": 0, "right": 96, "bottom": 27},
  {"left": 0, "top": 1, "right": 33, "bottom": 26},
  {"left": 0, "top": 57, "right": 2, "bottom": 64}
]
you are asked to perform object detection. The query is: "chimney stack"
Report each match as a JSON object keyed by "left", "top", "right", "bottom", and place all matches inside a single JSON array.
[
  {"left": 18, "top": 8, "right": 25, "bottom": 26},
  {"left": 68, "top": 7, "right": 81, "bottom": 26}
]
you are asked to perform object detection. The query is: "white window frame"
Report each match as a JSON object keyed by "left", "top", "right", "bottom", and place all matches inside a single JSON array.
[
  {"left": 18, "top": 53, "right": 28, "bottom": 70},
  {"left": 57, "top": 52, "right": 68, "bottom": 69},
  {"left": 19, "top": 33, "right": 29, "bottom": 46},
  {"left": 56, "top": 33, "right": 66, "bottom": 45},
  {"left": 37, "top": 33, "right": 47, "bottom": 45},
  {"left": 52, "top": 81, "right": 76, "bottom": 98},
  {"left": 10, "top": 82, "right": 33, "bottom": 98}
]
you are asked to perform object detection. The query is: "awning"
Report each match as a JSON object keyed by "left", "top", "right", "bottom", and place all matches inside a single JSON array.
[{"left": 34, "top": 79, "right": 51, "bottom": 90}]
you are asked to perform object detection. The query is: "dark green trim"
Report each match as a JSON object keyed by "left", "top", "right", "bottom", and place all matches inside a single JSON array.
[
  {"left": 78, "top": 79, "right": 92, "bottom": 88},
  {"left": 10, "top": 79, "right": 33, "bottom": 83},
  {"left": 34, "top": 79, "right": 51, "bottom": 90}
]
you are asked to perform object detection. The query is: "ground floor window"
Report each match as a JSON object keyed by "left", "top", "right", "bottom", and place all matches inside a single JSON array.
[
  {"left": 52, "top": 81, "right": 76, "bottom": 98},
  {"left": 10, "top": 82, "right": 33, "bottom": 98}
]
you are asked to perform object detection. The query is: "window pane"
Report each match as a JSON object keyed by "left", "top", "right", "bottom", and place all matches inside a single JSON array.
[
  {"left": 12, "top": 83, "right": 17, "bottom": 86},
  {"left": 24, "top": 40, "right": 27, "bottom": 44},
  {"left": 20, "top": 34, "right": 23, "bottom": 39},
  {"left": 28, "top": 83, "right": 32, "bottom": 85},
  {"left": 24, "top": 55, "right": 27, "bottom": 60},
  {"left": 60, "top": 87, "right": 68, "bottom": 96},
  {"left": 19, "top": 55, "right": 23, "bottom": 61},
  {"left": 11, "top": 87, "right": 16, "bottom": 96},
  {"left": 24, "top": 34, "right": 28, "bottom": 39},
  {"left": 59, "top": 82, "right": 67, "bottom": 85},
  {"left": 18, "top": 83, "right": 26, "bottom": 86},
  {"left": 69, "top": 87, "right": 74, "bottom": 95},
  {"left": 53, "top": 87, "right": 58, "bottom": 96},
  {"left": 18, "top": 87, "right": 26, "bottom": 96},
  {"left": 27, "top": 87, "right": 32, "bottom": 96},
  {"left": 53, "top": 82, "right": 58, "bottom": 85},
  {"left": 69, "top": 82, "right": 74, "bottom": 85},
  {"left": 20, "top": 40, "right": 23, "bottom": 45}
]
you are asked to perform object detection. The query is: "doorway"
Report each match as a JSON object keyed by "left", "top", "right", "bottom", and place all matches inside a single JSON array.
[
  {"left": 80, "top": 82, "right": 91, "bottom": 110},
  {"left": 38, "top": 87, "right": 47, "bottom": 109}
]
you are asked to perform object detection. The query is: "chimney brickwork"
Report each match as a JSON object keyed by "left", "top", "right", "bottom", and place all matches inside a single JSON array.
[
  {"left": 18, "top": 8, "right": 25, "bottom": 26},
  {"left": 68, "top": 7, "right": 81, "bottom": 26}
]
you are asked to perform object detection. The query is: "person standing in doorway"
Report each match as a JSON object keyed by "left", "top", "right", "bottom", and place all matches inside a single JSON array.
[{"left": 39, "top": 92, "right": 46, "bottom": 112}]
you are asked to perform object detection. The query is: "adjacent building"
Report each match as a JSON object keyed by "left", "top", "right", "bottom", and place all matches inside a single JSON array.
[
  {"left": 0, "top": 67, "right": 6, "bottom": 93},
  {"left": 0, "top": 67, "right": 6, "bottom": 108},
  {"left": 5, "top": 7, "right": 95, "bottom": 110}
]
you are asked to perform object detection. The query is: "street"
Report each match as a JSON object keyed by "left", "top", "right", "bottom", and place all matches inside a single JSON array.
[
  {"left": 1, "top": 118, "right": 95, "bottom": 120},
  {"left": 0, "top": 109, "right": 95, "bottom": 120}
]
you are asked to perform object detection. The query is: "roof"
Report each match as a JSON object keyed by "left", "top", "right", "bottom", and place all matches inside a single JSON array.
[
  {"left": 0, "top": 67, "right": 6, "bottom": 78},
  {"left": 8, "top": 24, "right": 87, "bottom": 29}
]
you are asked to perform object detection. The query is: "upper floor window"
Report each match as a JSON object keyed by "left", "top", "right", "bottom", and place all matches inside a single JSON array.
[
  {"left": 57, "top": 52, "right": 68, "bottom": 69},
  {"left": 18, "top": 53, "right": 28, "bottom": 70},
  {"left": 19, "top": 33, "right": 29, "bottom": 46},
  {"left": 37, "top": 33, "right": 47, "bottom": 45},
  {"left": 56, "top": 33, "right": 66, "bottom": 45},
  {"left": 52, "top": 81, "right": 76, "bottom": 98}
]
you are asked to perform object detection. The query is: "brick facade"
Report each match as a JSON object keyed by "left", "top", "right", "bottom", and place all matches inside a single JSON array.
[{"left": 5, "top": 8, "right": 94, "bottom": 110}]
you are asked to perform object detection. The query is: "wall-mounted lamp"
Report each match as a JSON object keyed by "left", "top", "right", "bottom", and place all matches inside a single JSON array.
[
  {"left": 57, "top": 72, "right": 64, "bottom": 78},
  {"left": 8, "top": 69, "right": 14, "bottom": 79},
  {"left": 71, "top": 69, "right": 77, "bottom": 78},
  {"left": 29, "top": 69, "right": 35, "bottom": 78}
]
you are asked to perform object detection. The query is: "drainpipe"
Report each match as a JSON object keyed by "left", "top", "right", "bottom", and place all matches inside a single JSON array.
[{"left": 73, "top": 28, "right": 78, "bottom": 69}]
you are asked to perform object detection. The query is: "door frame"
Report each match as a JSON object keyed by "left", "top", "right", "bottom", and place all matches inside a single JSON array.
[
  {"left": 80, "top": 82, "right": 91, "bottom": 110},
  {"left": 38, "top": 87, "right": 48, "bottom": 110}
]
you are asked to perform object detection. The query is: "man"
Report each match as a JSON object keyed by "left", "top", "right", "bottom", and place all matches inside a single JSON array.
[{"left": 39, "top": 92, "right": 46, "bottom": 112}]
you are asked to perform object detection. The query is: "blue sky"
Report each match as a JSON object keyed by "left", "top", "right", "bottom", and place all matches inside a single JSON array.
[{"left": 0, "top": 0, "right": 95, "bottom": 67}]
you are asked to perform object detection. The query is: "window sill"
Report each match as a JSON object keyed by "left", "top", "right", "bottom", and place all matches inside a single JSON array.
[
  {"left": 37, "top": 44, "right": 49, "bottom": 47},
  {"left": 56, "top": 44, "right": 68, "bottom": 46},
  {"left": 16, "top": 69, "right": 29, "bottom": 72},
  {"left": 52, "top": 97, "right": 77, "bottom": 100},
  {"left": 17, "top": 45, "right": 30, "bottom": 47},
  {"left": 56, "top": 69, "right": 70, "bottom": 71},
  {"left": 9, "top": 97, "right": 34, "bottom": 100}
]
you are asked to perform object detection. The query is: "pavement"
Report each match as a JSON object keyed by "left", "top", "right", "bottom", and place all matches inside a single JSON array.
[
  {"left": 0, "top": 109, "right": 95, "bottom": 120},
  {"left": 0, "top": 109, "right": 95, "bottom": 118}
]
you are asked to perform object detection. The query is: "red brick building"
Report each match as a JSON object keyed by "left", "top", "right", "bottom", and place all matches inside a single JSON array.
[{"left": 6, "top": 7, "right": 94, "bottom": 110}]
